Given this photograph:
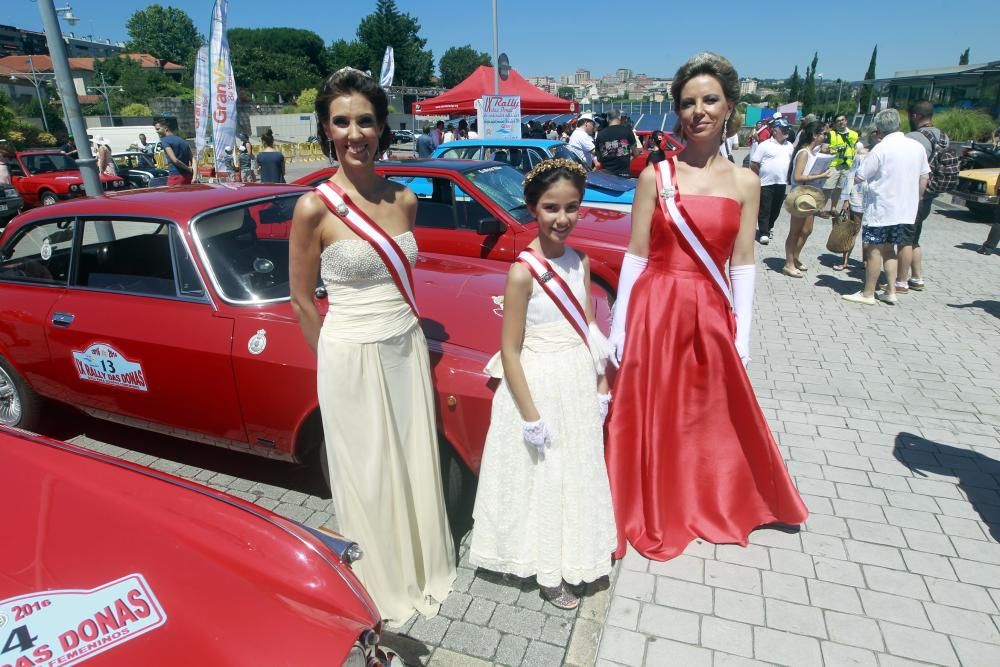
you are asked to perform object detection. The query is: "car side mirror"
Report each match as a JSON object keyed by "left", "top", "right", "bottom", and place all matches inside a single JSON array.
[{"left": 477, "top": 218, "right": 506, "bottom": 235}]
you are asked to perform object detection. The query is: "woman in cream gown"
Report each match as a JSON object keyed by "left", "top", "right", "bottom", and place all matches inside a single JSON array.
[{"left": 290, "top": 68, "right": 455, "bottom": 625}]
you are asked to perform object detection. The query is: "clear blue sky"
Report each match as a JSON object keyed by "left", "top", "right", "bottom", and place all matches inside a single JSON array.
[{"left": 7, "top": 0, "right": 996, "bottom": 82}]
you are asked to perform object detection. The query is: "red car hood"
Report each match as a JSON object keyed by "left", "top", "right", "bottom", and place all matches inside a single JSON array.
[
  {"left": 573, "top": 206, "right": 632, "bottom": 246},
  {"left": 0, "top": 428, "right": 377, "bottom": 665}
]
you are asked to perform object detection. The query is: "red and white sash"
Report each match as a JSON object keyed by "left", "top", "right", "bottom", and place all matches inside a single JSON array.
[
  {"left": 515, "top": 248, "right": 589, "bottom": 347},
  {"left": 315, "top": 180, "right": 419, "bottom": 317},
  {"left": 654, "top": 158, "right": 734, "bottom": 309}
]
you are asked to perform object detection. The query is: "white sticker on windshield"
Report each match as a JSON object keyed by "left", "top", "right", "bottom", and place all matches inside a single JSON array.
[
  {"left": 0, "top": 573, "right": 166, "bottom": 667},
  {"left": 40, "top": 239, "right": 52, "bottom": 261},
  {"left": 71, "top": 343, "right": 148, "bottom": 392}
]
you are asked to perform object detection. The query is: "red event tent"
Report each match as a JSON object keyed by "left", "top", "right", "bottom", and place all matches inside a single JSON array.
[{"left": 412, "top": 66, "right": 577, "bottom": 116}]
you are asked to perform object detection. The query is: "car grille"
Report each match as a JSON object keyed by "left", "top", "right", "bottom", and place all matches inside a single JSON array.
[{"left": 955, "top": 177, "right": 986, "bottom": 195}]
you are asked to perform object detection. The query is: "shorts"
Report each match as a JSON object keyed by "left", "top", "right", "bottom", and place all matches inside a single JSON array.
[
  {"left": 822, "top": 169, "right": 850, "bottom": 191},
  {"left": 862, "top": 224, "right": 910, "bottom": 245},
  {"left": 167, "top": 173, "right": 193, "bottom": 186},
  {"left": 900, "top": 196, "right": 934, "bottom": 247}
]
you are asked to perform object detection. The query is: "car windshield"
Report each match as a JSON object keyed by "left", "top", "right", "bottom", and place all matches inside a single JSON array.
[
  {"left": 192, "top": 193, "right": 303, "bottom": 303},
  {"left": 132, "top": 154, "right": 157, "bottom": 169},
  {"left": 463, "top": 164, "right": 533, "bottom": 224},
  {"left": 547, "top": 144, "right": 590, "bottom": 170},
  {"left": 22, "top": 153, "right": 78, "bottom": 174}
]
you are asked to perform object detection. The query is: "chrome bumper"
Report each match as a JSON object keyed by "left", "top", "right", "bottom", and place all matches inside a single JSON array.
[{"left": 952, "top": 192, "right": 999, "bottom": 206}]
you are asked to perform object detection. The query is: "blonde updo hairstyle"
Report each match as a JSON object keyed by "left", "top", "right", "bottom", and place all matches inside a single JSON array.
[{"left": 671, "top": 52, "right": 741, "bottom": 143}]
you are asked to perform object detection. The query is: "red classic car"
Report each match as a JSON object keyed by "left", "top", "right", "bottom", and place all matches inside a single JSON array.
[
  {"left": 0, "top": 425, "right": 394, "bottom": 665},
  {"left": 0, "top": 184, "right": 615, "bottom": 507},
  {"left": 8, "top": 150, "right": 126, "bottom": 208},
  {"left": 296, "top": 159, "right": 630, "bottom": 295},
  {"left": 630, "top": 130, "right": 685, "bottom": 178}
]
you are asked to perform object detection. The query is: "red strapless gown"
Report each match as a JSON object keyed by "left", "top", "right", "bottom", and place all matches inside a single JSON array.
[{"left": 607, "top": 194, "right": 808, "bottom": 561}]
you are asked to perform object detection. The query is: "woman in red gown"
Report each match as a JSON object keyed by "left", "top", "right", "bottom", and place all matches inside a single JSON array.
[{"left": 606, "top": 52, "right": 808, "bottom": 561}]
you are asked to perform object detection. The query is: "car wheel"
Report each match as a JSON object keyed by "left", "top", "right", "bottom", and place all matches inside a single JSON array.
[
  {"left": 39, "top": 191, "right": 59, "bottom": 206},
  {"left": 439, "top": 438, "right": 475, "bottom": 516},
  {"left": 0, "top": 356, "right": 45, "bottom": 431}
]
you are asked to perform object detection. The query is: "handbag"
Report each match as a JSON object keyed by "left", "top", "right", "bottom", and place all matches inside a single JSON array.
[{"left": 825, "top": 210, "right": 862, "bottom": 253}]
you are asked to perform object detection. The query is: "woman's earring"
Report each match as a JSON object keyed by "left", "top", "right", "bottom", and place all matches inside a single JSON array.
[{"left": 723, "top": 116, "right": 729, "bottom": 142}]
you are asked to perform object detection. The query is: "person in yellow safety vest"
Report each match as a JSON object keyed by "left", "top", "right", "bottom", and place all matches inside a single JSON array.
[{"left": 821, "top": 113, "right": 861, "bottom": 211}]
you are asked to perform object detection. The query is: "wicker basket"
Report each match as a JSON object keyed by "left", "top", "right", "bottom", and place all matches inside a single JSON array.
[{"left": 826, "top": 212, "right": 862, "bottom": 253}]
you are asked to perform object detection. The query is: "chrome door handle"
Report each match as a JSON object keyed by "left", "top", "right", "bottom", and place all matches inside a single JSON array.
[{"left": 52, "top": 312, "right": 75, "bottom": 327}]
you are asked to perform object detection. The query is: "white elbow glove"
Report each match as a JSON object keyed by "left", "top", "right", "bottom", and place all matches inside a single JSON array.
[
  {"left": 730, "top": 264, "right": 756, "bottom": 367},
  {"left": 609, "top": 253, "right": 648, "bottom": 367},
  {"left": 598, "top": 392, "right": 612, "bottom": 421},
  {"left": 522, "top": 419, "right": 552, "bottom": 457}
]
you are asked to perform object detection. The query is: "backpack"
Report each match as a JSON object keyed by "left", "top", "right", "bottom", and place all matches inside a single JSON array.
[{"left": 920, "top": 127, "right": 960, "bottom": 194}]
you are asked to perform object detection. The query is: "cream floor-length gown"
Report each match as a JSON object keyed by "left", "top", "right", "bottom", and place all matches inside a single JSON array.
[{"left": 316, "top": 230, "right": 455, "bottom": 625}]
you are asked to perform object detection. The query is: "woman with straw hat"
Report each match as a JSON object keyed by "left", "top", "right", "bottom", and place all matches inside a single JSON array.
[{"left": 781, "top": 121, "right": 834, "bottom": 278}]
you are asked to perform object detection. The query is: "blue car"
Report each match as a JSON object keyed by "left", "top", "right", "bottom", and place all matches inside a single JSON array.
[{"left": 432, "top": 138, "right": 636, "bottom": 212}]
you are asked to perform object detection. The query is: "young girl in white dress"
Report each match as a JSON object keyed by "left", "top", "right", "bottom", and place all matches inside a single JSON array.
[{"left": 469, "top": 158, "right": 617, "bottom": 610}]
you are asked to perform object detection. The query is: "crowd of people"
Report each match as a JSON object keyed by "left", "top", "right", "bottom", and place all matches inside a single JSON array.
[{"left": 289, "top": 54, "right": 808, "bottom": 625}]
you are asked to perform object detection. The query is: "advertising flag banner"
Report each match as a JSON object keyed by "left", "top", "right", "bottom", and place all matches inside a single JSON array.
[
  {"left": 476, "top": 95, "right": 521, "bottom": 139},
  {"left": 193, "top": 45, "right": 210, "bottom": 164},
  {"left": 380, "top": 47, "right": 395, "bottom": 88},
  {"left": 209, "top": 0, "right": 237, "bottom": 174}
]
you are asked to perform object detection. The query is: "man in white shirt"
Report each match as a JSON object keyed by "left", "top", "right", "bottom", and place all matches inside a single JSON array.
[
  {"left": 749, "top": 119, "right": 794, "bottom": 244},
  {"left": 843, "top": 109, "right": 930, "bottom": 306},
  {"left": 568, "top": 114, "right": 597, "bottom": 168}
]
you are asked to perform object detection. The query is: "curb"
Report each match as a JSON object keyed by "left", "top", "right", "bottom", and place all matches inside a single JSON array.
[{"left": 564, "top": 559, "right": 621, "bottom": 666}]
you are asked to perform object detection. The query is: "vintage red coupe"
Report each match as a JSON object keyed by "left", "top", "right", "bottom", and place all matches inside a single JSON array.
[
  {"left": 0, "top": 183, "right": 610, "bottom": 500},
  {"left": 8, "top": 150, "right": 126, "bottom": 208},
  {"left": 295, "top": 159, "right": 630, "bottom": 295},
  {"left": 0, "top": 425, "right": 393, "bottom": 665}
]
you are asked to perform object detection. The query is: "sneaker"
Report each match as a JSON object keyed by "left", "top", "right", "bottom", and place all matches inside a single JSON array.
[
  {"left": 759, "top": 235, "right": 769, "bottom": 245},
  {"left": 894, "top": 282, "right": 909, "bottom": 294},
  {"left": 843, "top": 291, "right": 876, "bottom": 305},
  {"left": 977, "top": 246, "right": 994, "bottom": 256},
  {"left": 876, "top": 291, "right": 898, "bottom": 305},
  {"left": 907, "top": 278, "right": 926, "bottom": 291}
]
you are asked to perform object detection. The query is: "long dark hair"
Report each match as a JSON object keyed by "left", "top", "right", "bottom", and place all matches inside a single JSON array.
[
  {"left": 788, "top": 121, "right": 824, "bottom": 182},
  {"left": 314, "top": 68, "right": 392, "bottom": 160}
]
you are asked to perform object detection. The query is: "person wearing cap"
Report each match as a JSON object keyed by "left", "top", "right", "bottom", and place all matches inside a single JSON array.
[
  {"left": 238, "top": 143, "right": 255, "bottom": 182},
  {"left": 222, "top": 145, "right": 236, "bottom": 182},
  {"left": 749, "top": 118, "right": 793, "bottom": 244},
  {"left": 568, "top": 114, "right": 597, "bottom": 168},
  {"left": 94, "top": 136, "right": 116, "bottom": 177},
  {"left": 843, "top": 109, "right": 929, "bottom": 306}
]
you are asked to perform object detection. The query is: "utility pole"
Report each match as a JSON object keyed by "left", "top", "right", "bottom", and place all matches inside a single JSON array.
[
  {"left": 37, "top": 0, "right": 102, "bottom": 196},
  {"left": 88, "top": 71, "right": 123, "bottom": 125},
  {"left": 835, "top": 79, "right": 844, "bottom": 116},
  {"left": 491, "top": 0, "right": 499, "bottom": 94}
]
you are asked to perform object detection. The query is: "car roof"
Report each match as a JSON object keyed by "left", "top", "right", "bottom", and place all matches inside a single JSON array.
[
  {"left": 437, "top": 138, "right": 562, "bottom": 149},
  {"left": 8, "top": 183, "right": 310, "bottom": 228},
  {"left": 377, "top": 158, "right": 508, "bottom": 173}
]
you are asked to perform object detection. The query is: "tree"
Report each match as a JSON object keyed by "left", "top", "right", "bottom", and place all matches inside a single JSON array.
[
  {"left": 328, "top": 39, "right": 372, "bottom": 73},
  {"left": 765, "top": 94, "right": 782, "bottom": 109},
  {"left": 296, "top": 88, "right": 318, "bottom": 113},
  {"left": 94, "top": 56, "right": 187, "bottom": 110},
  {"left": 802, "top": 52, "right": 818, "bottom": 114},
  {"left": 229, "top": 45, "right": 321, "bottom": 99},
  {"left": 125, "top": 4, "right": 203, "bottom": 65},
  {"left": 119, "top": 102, "right": 153, "bottom": 116},
  {"left": 959, "top": 48, "right": 970, "bottom": 65},
  {"left": 787, "top": 65, "right": 802, "bottom": 102},
  {"left": 438, "top": 45, "right": 490, "bottom": 89},
  {"left": 859, "top": 45, "right": 877, "bottom": 114},
  {"left": 354, "top": 0, "right": 434, "bottom": 85},
  {"left": 557, "top": 86, "right": 575, "bottom": 100},
  {"left": 228, "top": 28, "right": 329, "bottom": 73}
]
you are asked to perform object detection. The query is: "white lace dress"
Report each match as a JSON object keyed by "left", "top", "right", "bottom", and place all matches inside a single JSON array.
[
  {"left": 469, "top": 249, "right": 617, "bottom": 588},
  {"left": 317, "top": 231, "right": 456, "bottom": 625}
]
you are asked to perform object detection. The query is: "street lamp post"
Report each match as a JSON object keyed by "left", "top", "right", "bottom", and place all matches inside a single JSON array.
[
  {"left": 36, "top": 0, "right": 102, "bottom": 197},
  {"left": 87, "top": 71, "right": 123, "bottom": 124},
  {"left": 491, "top": 0, "right": 499, "bottom": 95},
  {"left": 11, "top": 55, "right": 52, "bottom": 133},
  {"left": 835, "top": 79, "right": 844, "bottom": 116}
]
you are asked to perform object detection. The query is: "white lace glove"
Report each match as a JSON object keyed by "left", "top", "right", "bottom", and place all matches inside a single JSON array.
[
  {"left": 522, "top": 419, "right": 552, "bottom": 456},
  {"left": 609, "top": 252, "right": 648, "bottom": 367},
  {"left": 598, "top": 393, "right": 612, "bottom": 421},
  {"left": 730, "top": 264, "right": 756, "bottom": 367}
]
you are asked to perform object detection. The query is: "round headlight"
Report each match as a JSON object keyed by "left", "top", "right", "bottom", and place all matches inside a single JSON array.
[
  {"left": 341, "top": 645, "right": 366, "bottom": 667},
  {"left": 70, "top": 184, "right": 79, "bottom": 192},
  {"left": 114, "top": 180, "right": 124, "bottom": 188}
]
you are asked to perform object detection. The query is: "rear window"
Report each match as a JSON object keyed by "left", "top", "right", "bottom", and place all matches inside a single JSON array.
[
  {"left": 191, "top": 194, "right": 302, "bottom": 303},
  {"left": 21, "top": 153, "right": 78, "bottom": 174}
]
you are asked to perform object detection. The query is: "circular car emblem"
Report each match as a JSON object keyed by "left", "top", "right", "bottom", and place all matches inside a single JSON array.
[
  {"left": 248, "top": 329, "right": 267, "bottom": 355},
  {"left": 335, "top": 203, "right": 349, "bottom": 217},
  {"left": 40, "top": 238, "right": 53, "bottom": 261}
]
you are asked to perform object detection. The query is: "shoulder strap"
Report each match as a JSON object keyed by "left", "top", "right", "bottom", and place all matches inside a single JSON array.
[
  {"left": 515, "top": 248, "right": 590, "bottom": 347},
  {"left": 314, "top": 181, "right": 420, "bottom": 317},
  {"left": 654, "top": 159, "right": 734, "bottom": 309}
]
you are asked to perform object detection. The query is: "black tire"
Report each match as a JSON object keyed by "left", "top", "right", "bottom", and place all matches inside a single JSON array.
[
  {"left": 0, "top": 356, "right": 45, "bottom": 431},
  {"left": 439, "top": 438, "right": 475, "bottom": 517},
  {"left": 967, "top": 202, "right": 994, "bottom": 219},
  {"left": 39, "top": 191, "right": 59, "bottom": 206}
]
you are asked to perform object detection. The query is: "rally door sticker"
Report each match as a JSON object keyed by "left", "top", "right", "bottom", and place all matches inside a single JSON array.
[
  {"left": 71, "top": 343, "right": 148, "bottom": 392},
  {"left": 0, "top": 573, "right": 166, "bottom": 666}
]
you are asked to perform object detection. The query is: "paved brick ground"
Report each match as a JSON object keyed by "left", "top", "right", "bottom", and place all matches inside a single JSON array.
[{"left": 596, "top": 192, "right": 1000, "bottom": 666}]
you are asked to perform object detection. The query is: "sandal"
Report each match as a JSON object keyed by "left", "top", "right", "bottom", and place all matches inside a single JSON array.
[
  {"left": 795, "top": 262, "right": 809, "bottom": 272},
  {"left": 541, "top": 584, "right": 579, "bottom": 610},
  {"left": 781, "top": 267, "right": 804, "bottom": 278},
  {"left": 832, "top": 264, "right": 847, "bottom": 271}
]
